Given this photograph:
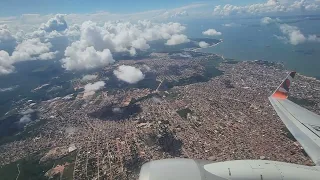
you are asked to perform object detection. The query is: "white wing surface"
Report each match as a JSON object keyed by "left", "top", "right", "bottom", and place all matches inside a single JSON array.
[{"left": 269, "top": 72, "right": 320, "bottom": 165}]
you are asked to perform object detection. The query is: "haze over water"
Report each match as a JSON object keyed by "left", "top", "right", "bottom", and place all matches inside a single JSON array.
[{"left": 185, "top": 17, "right": 320, "bottom": 78}]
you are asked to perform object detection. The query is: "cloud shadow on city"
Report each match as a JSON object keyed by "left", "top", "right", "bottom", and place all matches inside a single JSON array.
[{"left": 88, "top": 104, "right": 142, "bottom": 121}]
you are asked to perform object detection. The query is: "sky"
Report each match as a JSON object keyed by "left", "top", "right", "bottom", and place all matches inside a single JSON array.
[
  {"left": 0, "top": 0, "right": 268, "bottom": 16},
  {"left": 0, "top": 0, "right": 320, "bottom": 77}
]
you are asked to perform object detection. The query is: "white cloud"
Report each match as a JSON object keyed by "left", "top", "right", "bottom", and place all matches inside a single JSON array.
[
  {"left": 0, "top": 50, "right": 15, "bottom": 75},
  {"left": 202, "top": 29, "right": 222, "bottom": 36},
  {"left": 261, "top": 17, "right": 281, "bottom": 25},
  {"left": 113, "top": 65, "right": 145, "bottom": 84},
  {"left": 279, "top": 24, "right": 306, "bottom": 45},
  {"left": 0, "top": 85, "right": 18, "bottom": 92},
  {"left": 19, "top": 114, "right": 32, "bottom": 124},
  {"left": 81, "top": 74, "right": 98, "bottom": 82},
  {"left": 213, "top": 0, "right": 320, "bottom": 17},
  {"left": 62, "top": 43, "right": 115, "bottom": 70},
  {"left": 165, "top": 34, "right": 190, "bottom": 45},
  {"left": 167, "top": 11, "right": 189, "bottom": 18},
  {"left": 142, "top": 64, "right": 151, "bottom": 71},
  {"left": 131, "top": 38, "right": 150, "bottom": 50},
  {"left": 290, "top": 0, "right": 319, "bottom": 11},
  {"left": 277, "top": 23, "right": 320, "bottom": 45},
  {"left": 11, "top": 38, "right": 55, "bottom": 62},
  {"left": 129, "top": 47, "right": 137, "bottom": 56},
  {"left": 38, "top": 51, "right": 58, "bottom": 60},
  {"left": 21, "top": 108, "right": 35, "bottom": 115},
  {"left": 64, "top": 24, "right": 81, "bottom": 40},
  {"left": 0, "top": 2, "right": 319, "bottom": 34},
  {"left": 199, "top": 41, "right": 210, "bottom": 48},
  {"left": 62, "top": 20, "right": 188, "bottom": 70},
  {"left": 19, "top": 108, "right": 35, "bottom": 124},
  {"left": 0, "top": 15, "right": 190, "bottom": 75},
  {"left": 0, "top": 24, "right": 61, "bottom": 76},
  {"left": 222, "top": 23, "right": 238, "bottom": 27},
  {"left": 308, "top": 34, "right": 320, "bottom": 42},
  {"left": 40, "top": 14, "right": 68, "bottom": 32},
  {"left": 0, "top": 24, "right": 17, "bottom": 52},
  {"left": 83, "top": 81, "right": 105, "bottom": 97},
  {"left": 261, "top": 17, "right": 273, "bottom": 25}
]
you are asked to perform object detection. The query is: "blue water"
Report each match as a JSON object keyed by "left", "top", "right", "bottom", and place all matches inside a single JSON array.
[{"left": 183, "top": 17, "right": 320, "bottom": 78}]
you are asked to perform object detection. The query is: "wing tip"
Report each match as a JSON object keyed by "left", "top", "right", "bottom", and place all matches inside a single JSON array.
[
  {"left": 271, "top": 71, "right": 296, "bottom": 99},
  {"left": 290, "top": 71, "right": 296, "bottom": 78}
]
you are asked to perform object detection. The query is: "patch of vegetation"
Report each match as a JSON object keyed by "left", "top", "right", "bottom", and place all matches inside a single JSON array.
[
  {"left": 61, "top": 163, "right": 75, "bottom": 180},
  {"left": 177, "top": 108, "right": 192, "bottom": 120},
  {"left": 288, "top": 97, "right": 317, "bottom": 107},
  {"left": 164, "top": 90, "right": 179, "bottom": 100},
  {"left": 0, "top": 151, "right": 77, "bottom": 180},
  {"left": 203, "top": 58, "right": 224, "bottom": 77},
  {"left": 222, "top": 60, "right": 239, "bottom": 64},
  {"left": 163, "top": 60, "right": 223, "bottom": 89},
  {"left": 0, "top": 60, "right": 80, "bottom": 117},
  {"left": 0, "top": 119, "right": 47, "bottom": 146},
  {"left": 89, "top": 104, "right": 142, "bottom": 121},
  {"left": 32, "top": 65, "right": 50, "bottom": 73},
  {"left": 157, "top": 127, "right": 182, "bottom": 156},
  {"left": 223, "top": 80, "right": 235, "bottom": 88},
  {"left": 129, "top": 94, "right": 155, "bottom": 105},
  {"left": 124, "top": 144, "right": 144, "bottom": 175}
]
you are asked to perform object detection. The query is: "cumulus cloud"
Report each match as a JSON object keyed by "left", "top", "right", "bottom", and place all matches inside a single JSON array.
[
  {"left": 62, "top": 20, "right": 188, "bottom": 70},
  {"left": 308, "top": 34, "right": 320, "bottom": 42},
  {"left": 19, "top": 114, "right": 32, "bottom": 124},
  {"left": 11, "top": 38, "right": 56, "bottom": 62},
  {"left": 142, "top": 64, "right": 151, "bottom": 71},
  {"left": 1, "top": 16, "right": 190, "bottom": 75},
  {"left": 213, "top": 0, "right": 320, "bottom": 17},
  {"left": 0, "top": 24, "right": 17, "bottom": 52},
  {"left": 83, "top": 81, "right": 105, "bottom": 97},
  {"left": 38, "top": 51, "right": 58, "bottom": 60},
  {"left": 261, "top": 17, "right": 281, "bottom": 25},
  {"left": 202, "top": 29, "right": 222, "bottom": 36},
  {"left": 199, "top": 41, "right": 210, "bottom": 48},
  {"left": 261, "top": 17, "right": 273, "bottom": 25},
  {"left": 19, "top": 108, "right": 35, "bottom": 124},
  {"left": 21, "top": 108, "right": 35, "bottom": 115},
  {"left": 40, "top": 14, "right": 68, "bottom": 32},
  {"left": 0, "top": 50, "right": 15, "bottom": 75},
  {"left": 81, "top": 74, "right": 98, "bottom": 82},
  {"left": 165, "top": 34, "right": 190, "bottom": 45},
  {"left": 0, "top": 25, "right": 59, "bottom": 76},
  {"left": 279, "top": 24, "right": 306, "bottom": 45},
  {"left": 62, "top": 43, "right": 114, "bottom": 70},
  {"left": 277, "top": 24, "right": 320, "bottom": 45},
  {"left": 290, "top": 0, "right": 319, "bottom": 12},
  {"left": 131, "top": 38, "right": 150, "bottom": 50},
  {"left": 75, "top": 20, "right": 186, "bottom": 52},
  {"left": 113, "top": 65, "right": 145, "bottom": 84}
]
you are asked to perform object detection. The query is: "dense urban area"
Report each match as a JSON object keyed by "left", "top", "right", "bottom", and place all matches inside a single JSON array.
[{"left": 1, "top": 51, "right": 320, "bottom": 180}]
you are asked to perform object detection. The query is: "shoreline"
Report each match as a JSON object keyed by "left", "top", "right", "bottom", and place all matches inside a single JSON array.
[{"left": 191, "top": 39, "right": 223, "bottom": 52}]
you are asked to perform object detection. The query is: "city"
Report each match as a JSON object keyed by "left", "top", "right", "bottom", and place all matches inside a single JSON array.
[{"left": 1, "top": 52, "right": 319, "bottom": 179}]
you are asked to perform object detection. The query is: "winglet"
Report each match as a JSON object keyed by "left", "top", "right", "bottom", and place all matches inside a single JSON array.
[{"left": 271, "top": 71, "right": 296, "bottom": 99}]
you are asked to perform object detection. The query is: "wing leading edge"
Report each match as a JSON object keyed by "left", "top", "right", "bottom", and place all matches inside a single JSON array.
[{"left": 269, "top": 72, "right": 320, "bottom": 165}]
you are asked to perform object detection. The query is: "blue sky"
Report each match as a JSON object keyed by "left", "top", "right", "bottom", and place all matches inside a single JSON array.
[{"left": 0, "top": 0, "right": 266, "bottom": 16}]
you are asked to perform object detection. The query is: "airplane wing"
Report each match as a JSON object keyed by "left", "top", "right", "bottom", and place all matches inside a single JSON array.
[{"left": 269, "top": 72, "right": 320, "bottom": 165}]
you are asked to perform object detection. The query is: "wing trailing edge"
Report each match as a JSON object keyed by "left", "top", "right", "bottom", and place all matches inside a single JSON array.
[{"left": 269, "top": 71, "right": 320, "bottom": 165}]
